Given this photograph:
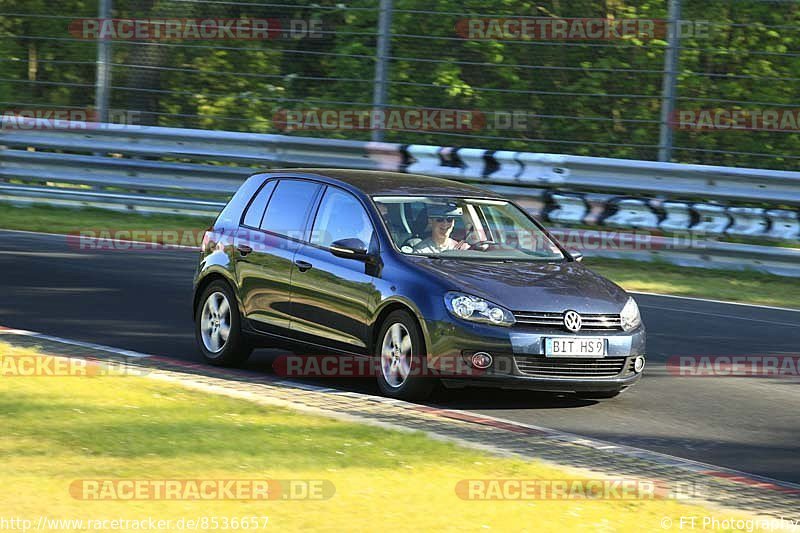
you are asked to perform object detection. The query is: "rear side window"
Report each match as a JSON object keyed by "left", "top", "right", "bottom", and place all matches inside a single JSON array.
[
  {"left": 242, "top": 180, "right": 277, "bottom": 228},
  {"left": 214, "top": 174, "right": 266, "bottom": 229},
  {"left": 311, "top": 187, "right": 375, "bottom": 248},
  {"left": 260, "top": 180, "right": 322, "bottom": 239}
]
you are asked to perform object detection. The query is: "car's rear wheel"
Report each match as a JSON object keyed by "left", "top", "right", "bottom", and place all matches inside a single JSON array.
[
  {"left": 195, "top": 280, "right": 252, "bottom": 366},
  {"left": 375, "top": 310, "right": 435, "bottom": 401}
]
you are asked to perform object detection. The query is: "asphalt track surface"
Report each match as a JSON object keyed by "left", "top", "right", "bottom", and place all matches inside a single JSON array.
[{"left": 1, "top": 229, "right": 798, "bottom": 483}]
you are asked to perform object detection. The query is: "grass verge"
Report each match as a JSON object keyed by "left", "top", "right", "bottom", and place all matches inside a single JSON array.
[
  {"left": 583, "top": 257, "right": 800, "bottom": 309},
  {"left": 0, "top": 342, "right": 750, "bottom": 532},
  {"left": 1, "top": 203, "right": 798, "bottom": 309},
  {"left": 0, "top": 204, "right": 207, "bottom": 235}
]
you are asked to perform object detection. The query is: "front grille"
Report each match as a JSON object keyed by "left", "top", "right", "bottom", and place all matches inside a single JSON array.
[
  {"left": 515, "top": 356, "right": 627, "bottom": 378},
  {"left": 513, "top": 311, "right": 622, "bottom": 331}
]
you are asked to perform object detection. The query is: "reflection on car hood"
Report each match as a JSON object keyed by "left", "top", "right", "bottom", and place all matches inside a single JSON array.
[{"left": 409, "top": 258, "right": 629, "bottom": 314}]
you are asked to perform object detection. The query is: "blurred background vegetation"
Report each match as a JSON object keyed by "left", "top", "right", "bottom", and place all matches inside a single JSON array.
[{"left": 0, "top": 0, "right": 799, "bottom": 169}]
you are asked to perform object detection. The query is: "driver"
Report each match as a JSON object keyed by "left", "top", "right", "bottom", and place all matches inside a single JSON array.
[{"left": 412, "top": 203, "right": 470, "bottom": 254}]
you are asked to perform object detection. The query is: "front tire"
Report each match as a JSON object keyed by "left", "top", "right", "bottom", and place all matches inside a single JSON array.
[
  {"left": 375, "top": 310, "right": 435, "bottom": 401},
  {"left": 195, "top": 280, "right": 252, "bottom": 366}
]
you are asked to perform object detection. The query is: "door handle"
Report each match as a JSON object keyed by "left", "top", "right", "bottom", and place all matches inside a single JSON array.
[
  {"left": 237, "top": 244, "right": 253, "bottom": 256},
  {"left": 294, "top": 260, "right": 313, "bottom": 272}
]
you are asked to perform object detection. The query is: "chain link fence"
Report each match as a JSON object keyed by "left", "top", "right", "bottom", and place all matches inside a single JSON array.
[{"left": 1, "top": 0, "right": 799, "bottom": 170}]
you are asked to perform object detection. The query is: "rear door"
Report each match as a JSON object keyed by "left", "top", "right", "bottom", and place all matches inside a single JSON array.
[
  {"left": 235, "top": 178, "right": 322, "bottom": 334},
  {"left": 289, "top": 186, "right": 381, "bottom": 353}
]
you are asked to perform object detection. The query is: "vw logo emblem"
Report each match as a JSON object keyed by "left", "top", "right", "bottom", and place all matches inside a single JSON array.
[{"left": 563, "top": 310, "right": 582, "bottom": 332}]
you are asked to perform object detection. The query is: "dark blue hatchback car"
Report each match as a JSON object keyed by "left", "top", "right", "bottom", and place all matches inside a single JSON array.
[{"left": 193, "top": 169, "right": 645, "bottom": 400}]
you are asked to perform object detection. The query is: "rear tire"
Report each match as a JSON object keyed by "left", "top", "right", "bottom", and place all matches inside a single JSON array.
[
  {"left": 195, "top": 279, "right": 252, "bottom": 366},
  {"left": 375, "top": 310, "right": 435, "bottom": 401}
]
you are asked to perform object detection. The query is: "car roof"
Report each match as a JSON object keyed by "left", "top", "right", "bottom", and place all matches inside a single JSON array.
[{"left": 255, "top": 168, "right": 505, "bottom": 199}]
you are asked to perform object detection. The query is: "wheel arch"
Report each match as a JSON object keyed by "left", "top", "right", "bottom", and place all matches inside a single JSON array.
[
  {"left": 192, "top": 270, "right": 241, "bottom": 322},
  {"left": 370, "top": 298, "right": 431, "bottom": 356}
]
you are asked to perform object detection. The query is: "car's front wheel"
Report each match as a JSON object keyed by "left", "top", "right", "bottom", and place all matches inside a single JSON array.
[
  {"left": 375, "top": 310, "right": 435, "bottom": 401},
  {"left": 195, "top": 280, "right": 252, "bottom": 366}
]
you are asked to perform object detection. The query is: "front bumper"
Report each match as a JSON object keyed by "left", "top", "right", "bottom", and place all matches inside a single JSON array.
[
  {"left": 423, "top": 316, "right": 646, "bottom": 393},
  {"left": 440, "top": 366, "right": 642, "bottom": 392}
]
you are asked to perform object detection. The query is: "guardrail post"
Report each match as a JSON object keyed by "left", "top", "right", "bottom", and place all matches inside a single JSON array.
[
  {"left": 658, "top": 0, "right": 682, "bottom": 162},
  {"left": 371, "top": 0, "right": 393, "bottom": 142}
]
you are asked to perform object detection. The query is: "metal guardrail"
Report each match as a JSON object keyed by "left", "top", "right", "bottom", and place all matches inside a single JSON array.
[
  {"left": 547, "top": 228, "right": 800, "bottom": 278},
  {"left": 0, "top": 119, "right": 798, "bottom": 276},
  {"left": 407, "top": 147, "right": 800, "bottom": 205},
  {"left": 609, "top": 239, "right": 800, "bottom": 279}
]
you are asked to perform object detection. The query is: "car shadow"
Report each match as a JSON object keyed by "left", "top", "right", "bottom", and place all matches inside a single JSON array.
[
  {"left": 242, "top": 349, "right": 598, "bottom": 409},
  {"left": 427, "top": 385, "right": 598, "bottom": 409}
]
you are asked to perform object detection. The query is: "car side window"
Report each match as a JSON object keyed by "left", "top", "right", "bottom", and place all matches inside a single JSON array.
[
  {"left": 216, "top": 174, "right": 266, "bottom": 229},
  {"left": 311, "top": 187, "right": 375, "bottom": 249},
  {"left": 260, "top": 180, "right": 322, "bottom": 239},
  {"left": 242, "top": 180, "right": 277, "bottom": 228}
]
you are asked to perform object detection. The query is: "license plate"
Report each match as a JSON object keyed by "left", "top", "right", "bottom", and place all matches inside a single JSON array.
[{"left": 544, "top": 338, "right": 607, "bottom": 357}]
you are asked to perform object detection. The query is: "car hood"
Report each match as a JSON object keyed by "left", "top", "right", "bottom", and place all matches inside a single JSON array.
[{"left": 408, "top": 258, "right": 629, "bottom": 314}]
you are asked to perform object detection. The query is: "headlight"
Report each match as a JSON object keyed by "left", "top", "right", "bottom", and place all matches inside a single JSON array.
[
  {"left": 620, "top": 297, "right": 641, "bottom": 332},
  {"left": 444, "top": 292, "right": 515, "bottom": 327}
]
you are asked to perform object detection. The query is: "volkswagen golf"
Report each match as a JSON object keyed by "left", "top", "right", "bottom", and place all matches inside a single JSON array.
[{"left": 193, "top": 169, "right": 646, "bottom": 400}]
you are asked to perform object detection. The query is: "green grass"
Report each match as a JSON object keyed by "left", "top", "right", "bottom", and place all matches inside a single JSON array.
[
  {"left": 0, "top": 204, "right": 212, "bottom": 235},
  {"left": 0, "top": 343, "right": 745, "bottom": 532},
  {"left": 584, "top": 257, "right": 800, "bottom": 309},
  {"left": 1, "top": 203, "right": 797, "bottom": 309}
]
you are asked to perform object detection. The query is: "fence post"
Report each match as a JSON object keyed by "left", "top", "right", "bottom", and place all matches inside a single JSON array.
[
  {"left": 371, "top": 0, "right": 393, "bottom": 142},
  {"left": 94, "top": 0, "right": 112, "bottom": 123},
  {"left": 658, "top": 0, "right": 682, "bottom": 162}
]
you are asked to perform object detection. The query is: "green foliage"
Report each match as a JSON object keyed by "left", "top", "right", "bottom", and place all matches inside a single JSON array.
[{"left": 1, "top": 0, "right": 799, "bottom": 169}]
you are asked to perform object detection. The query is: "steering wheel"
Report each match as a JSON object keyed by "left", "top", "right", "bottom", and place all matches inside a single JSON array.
[
  {"left": 468, "top": 240, "right": 497, "bottom": 251},
  {"left": 401, "top": 236, "right": 421, "bottom": 249}
]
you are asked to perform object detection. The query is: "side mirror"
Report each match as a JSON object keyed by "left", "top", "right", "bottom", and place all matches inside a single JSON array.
[
  {"left": 330, "top": 238, "right": 370, "bottom": 261},
  {"left": 570, "top": 250, "right": 584, "bottom": 262}
]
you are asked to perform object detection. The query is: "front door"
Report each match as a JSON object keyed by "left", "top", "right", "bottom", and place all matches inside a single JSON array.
[{"left": 289, "top": 186, "right": 380, "bottom": 353}]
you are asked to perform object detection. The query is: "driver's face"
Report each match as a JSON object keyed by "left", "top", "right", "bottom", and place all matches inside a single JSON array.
[{"left": 430, "top": 216, "right": 455, "bottom": 240}]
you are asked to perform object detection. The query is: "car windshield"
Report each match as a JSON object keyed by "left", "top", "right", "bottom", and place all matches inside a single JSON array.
[{"left": 372, "top": 196, "right": 565, "bottom": 261}]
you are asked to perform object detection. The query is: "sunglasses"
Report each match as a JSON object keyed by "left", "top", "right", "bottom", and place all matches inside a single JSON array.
[{"left": 431, "top": 216, "right": 456, "bottom": 223}]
